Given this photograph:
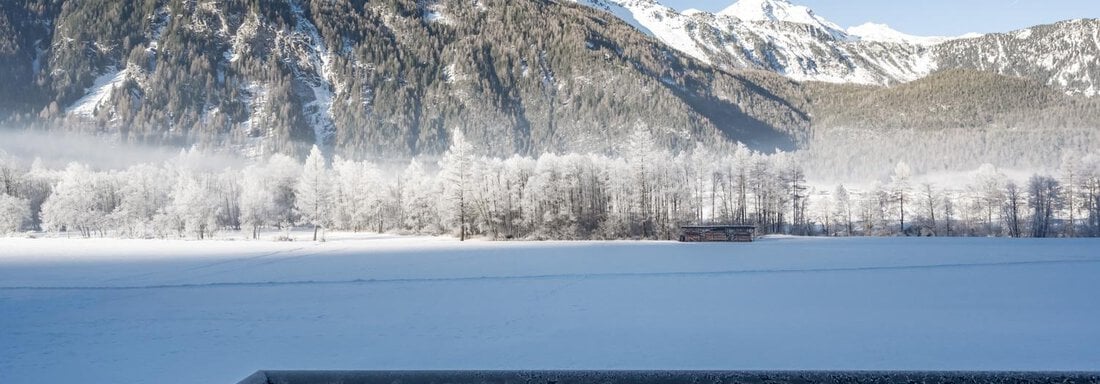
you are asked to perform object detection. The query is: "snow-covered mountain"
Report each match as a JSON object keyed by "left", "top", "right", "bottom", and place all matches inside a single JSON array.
[
  {"left": 574, "top": 0, "right": 1099, "bottom": 95},
  {"left": 0, "top": 0, "right": 813, "bottom": 156},
  {"left": 716, "top": 0, "right": 844, "bottom": 38},
  {"left": 846, "top": 23, "right": 957, "bottom": 46},
  {"left": 2, "top": 0, "right": 1097, "bottom": 159},
  {"left": 573, "top": 0, "right": 947, "bottom": 84},
  {"left": 935, "top": 19, "right": 1100, "bottom": 97}
]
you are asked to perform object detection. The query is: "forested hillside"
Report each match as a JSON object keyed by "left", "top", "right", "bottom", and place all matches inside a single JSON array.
[
  {"left": 0, "top": 0, "right": 1097, "bottom": 169},
  {"left": 806, "top": 70, "right": 1100, "bottom": 131},
  {"left": 0, "top": 0, "right": 808, "bottom": 158},
  {"left": 0, "top": 0, "right": 56, "bottom": 118},
  {"left": 935, "top": 19, "right": 1100, "bottom": 97}
]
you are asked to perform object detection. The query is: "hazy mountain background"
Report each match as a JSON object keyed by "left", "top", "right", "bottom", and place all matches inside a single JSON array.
[{"left": 1, "top": 0, "right": 1098, "bottom": 178}]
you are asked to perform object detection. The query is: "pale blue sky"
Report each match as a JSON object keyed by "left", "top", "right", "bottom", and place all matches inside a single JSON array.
[{"left": 664, "top": 0, "right": 1100, "bottom": 36}]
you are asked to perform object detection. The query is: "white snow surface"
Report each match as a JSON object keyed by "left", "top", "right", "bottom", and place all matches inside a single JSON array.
[{"left": 2, "top": 235, "right": 1100, "bottom": 384}]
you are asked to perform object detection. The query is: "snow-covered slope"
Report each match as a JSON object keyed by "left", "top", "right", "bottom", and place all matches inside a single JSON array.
[
  {"left": 847, "top": 23, "right": 952, "bottom": 46},
  {"left": 573, "top": 0, "right": 710, "bottom": 60},
  {"left": 66, "top": 67, "right": 128, "bottom": 118},
  {"left": 573, "top": 0, "right": 1100, "bottom": 94},
  {"left": 717, "top": 0, "right": 844, "bottom": 38}
]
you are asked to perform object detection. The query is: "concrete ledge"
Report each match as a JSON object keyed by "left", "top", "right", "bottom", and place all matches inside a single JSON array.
[{"left": 238, "top": 370, "right": 1100, "bottom": 384}]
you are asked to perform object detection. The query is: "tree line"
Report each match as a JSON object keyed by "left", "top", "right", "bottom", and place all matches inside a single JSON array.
[{"left": 1, "top": 129, "right": 1098, "bottom": 240}]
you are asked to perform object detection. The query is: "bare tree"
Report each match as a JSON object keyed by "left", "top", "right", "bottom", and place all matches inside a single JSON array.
[
  {"left": 919, "top": 183, "right": 937, "bottom": 233},
  {"left": 1028, "top": 175, "right": 1061, "bottom": 238},
  {"left": 890, "top": 162, "right": 911, "bottom": 234},
  {"left": 1003, "top": 181, "right": 1024, "bottom": 238},
  {"left": 832, "top": 184, "right": 853, "bottom": 236}
]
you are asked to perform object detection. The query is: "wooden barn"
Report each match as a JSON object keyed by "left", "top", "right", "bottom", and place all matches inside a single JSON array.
[{"left": 679, "top": 225, "right": 756, "bottom": 242}]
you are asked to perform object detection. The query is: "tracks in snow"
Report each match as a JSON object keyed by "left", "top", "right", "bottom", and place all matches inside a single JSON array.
[{"left": 4, "top": 258, "right": 1098, "bottom": 292}]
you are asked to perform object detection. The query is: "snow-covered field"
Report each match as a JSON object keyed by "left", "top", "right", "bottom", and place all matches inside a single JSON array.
[{"left": 2, "top": 235, "right": 1099, "bottom": 384}]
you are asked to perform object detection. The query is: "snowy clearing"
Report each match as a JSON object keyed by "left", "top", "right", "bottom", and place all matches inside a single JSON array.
[
  {"left": 1, "top": 235, "right": 1099, "bottom": 384},
  {"left": 67, "top": 67, "right": 127, "bottom": 118}
]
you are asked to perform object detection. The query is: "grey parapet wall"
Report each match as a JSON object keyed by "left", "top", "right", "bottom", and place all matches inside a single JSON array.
[{"left": 237, "top": 371, "right": 1100, "bottom": 384}]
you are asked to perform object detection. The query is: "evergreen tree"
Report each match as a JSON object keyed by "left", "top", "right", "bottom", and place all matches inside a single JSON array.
[
  {"left": 438, "top": 130, "right": 476, "bottom": 241},
  {"left": 295, "top": 145, "right": 333, "bottom": 241}
]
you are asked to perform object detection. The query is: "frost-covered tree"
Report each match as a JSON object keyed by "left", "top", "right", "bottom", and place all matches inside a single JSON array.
[
  {"left": 40, "top": 163, "right": 104, "bottom": 237},
  {"left": 859, "top": 182, "right": 887, "bottom": 235},
  {"left": 890, "top": 161, "right": 912, "bottom": 233},
  {"left": 331, "top": 157, "right": 382, "bottom": 232},
  {"left": 112, "top": 164, "right": 172, "bottom": 238},
  {"left": 439, "top": 130, "right": 476, "bottom": 241},
  {"left": 0, "top": 158, "right": 20, "bottom": 196},
  {"left": 942, "top": 190, "right": 957, "bottom": 236},
  {"left": 748, "top": 155, "right": 778, "bottom": 233},
  {"left": 267, "top": 154, "right": 302, "bottom": 230},
  {"left": 0, "top": 193, "right": 29, "bottom": 235},
  {"left": 624, "top": 126, "right": 662, "bottom": 238},
  {"left": 0, "top": 158, "right": 53, "bottom": 231},
  {"left": 163, "top": 173, "right": 222, "bottom": 239},
  {"left": 295, "top": 145, "right": 333, "bottom": 241},
  {"left": 731, "top": 143, "right": 752, "bottom": 224},
  {"left": 814, "top": 191, "right": 832, "bottom": 236},
  {"left": 20, "top": 159, "right": 56, "bottom": 231},
  {"left": 1081, "top": 155, "right": 1100, "bottom": 237},
  {"left": 973, "top": 164, "right": 1005, "bottom": 235},
  {"left": 214, "top": 169, "right": 243, "bottom": 232},
  {"left": 832, "top": 184, "right": 853, "bottom": 236},
  {"left": 779, "top": 157, "right": 808, "bottom": 235},
  {"left": 1060, "top": 153, "right": 1080, "bottom": 237},
  {"left": 401, "top": 159, "right": 438, "bottom": 233},
  {"left": 497, "top": 155, "right": 535, "bottom": 238},
  {"left": 238, "top": 165, "right": 276, "bottom": 239},
  {"left": 688, "top": 146, "right": 714, "bottom": 223},
  {"left": 918, "top": 183, "right": 938, "bottom": 232},
  {"left": 523, "top": 153, "right": 575, "bottom": 238},
  {"left": 235, "top": 155, "right": 302, "bottom": 239}
]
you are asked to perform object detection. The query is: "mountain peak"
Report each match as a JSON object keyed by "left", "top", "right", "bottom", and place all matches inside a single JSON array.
[
  {"left": 847, "top": 22, "right": 947, "bottom": 46},
  {"left": 717, "top": 0, "right": 842, "bottom": 33},
  {"left": 846, "top": 22, "right": 987, "bottom": 46}
]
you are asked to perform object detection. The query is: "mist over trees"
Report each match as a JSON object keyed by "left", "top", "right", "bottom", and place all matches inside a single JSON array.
[{"left": 2, "top": 130, "right": 1099, "bottom": 240}]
